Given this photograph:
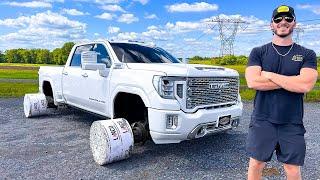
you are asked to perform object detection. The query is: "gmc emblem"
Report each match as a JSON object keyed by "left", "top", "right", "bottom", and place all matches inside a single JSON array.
[{"left": 209, "top": 82, "right": 229, "bottom": 89}]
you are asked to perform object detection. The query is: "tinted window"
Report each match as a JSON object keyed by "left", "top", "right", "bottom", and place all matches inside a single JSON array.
[
  {"left": 93, "top": 44, "right": 112, "bottom": 68},
  {"left": 110, "top": 43, "right": 180, "bottom": 63},
  {"left": 70, "top": 44, "right": 94, "bottom": 66}
]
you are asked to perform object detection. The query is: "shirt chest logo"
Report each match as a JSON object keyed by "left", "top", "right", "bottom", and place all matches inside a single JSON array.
[{"left": 291, "top": 54, "right": 303, "bottom": 61}]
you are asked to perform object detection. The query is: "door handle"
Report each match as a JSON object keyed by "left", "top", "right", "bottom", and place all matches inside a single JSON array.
[
  {"left": 62, "top": 72, "right": 68, "bottom": 75},
  {"left": 82, "top": 73, "right": 88, "bottom": 78}
]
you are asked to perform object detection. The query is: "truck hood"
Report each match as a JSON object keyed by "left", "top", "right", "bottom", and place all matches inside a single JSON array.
[{"left": 126, "top": 63, "right": 239, "bottom": 77}]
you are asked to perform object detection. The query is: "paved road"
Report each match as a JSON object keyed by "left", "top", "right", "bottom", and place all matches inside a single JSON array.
[{"left": 0, "top": 98, "right": 319, "bottom": 180}]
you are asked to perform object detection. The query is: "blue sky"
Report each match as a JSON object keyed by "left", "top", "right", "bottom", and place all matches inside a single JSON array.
[{"left": 0, "top": 0, "right": 319, "bottom": 57}]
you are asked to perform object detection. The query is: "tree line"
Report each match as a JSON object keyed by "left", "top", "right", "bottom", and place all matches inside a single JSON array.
[
  {"left": 0, "top": 42, "right": 74, "bottom": 65},
  {"left": 189, "top": 55, "right": 320, "bottom": 66},
  {"left": 188, "top": 55, "right": 248, "bottom": 65},
  {"left": 0, "top": 43, "right": 319, "bottom": 66}
]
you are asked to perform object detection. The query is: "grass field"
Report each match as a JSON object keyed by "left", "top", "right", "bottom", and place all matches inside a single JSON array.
[
  {"left": 0, "top": 63, "right": 53, "bottom": 67},
  {"left": 0, "top": 69, "right": 38, "bottom": 79},
  {"left": 0, "top": 82, "right": 38, "bottom": 97}
]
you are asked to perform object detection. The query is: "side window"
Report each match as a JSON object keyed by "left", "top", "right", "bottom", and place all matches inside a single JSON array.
[
  {"left": 70, "top": 44, "right": 94, "bottom": 66},
  {"left": 93, "top": 44, "right": 112, "bottom": 68}
]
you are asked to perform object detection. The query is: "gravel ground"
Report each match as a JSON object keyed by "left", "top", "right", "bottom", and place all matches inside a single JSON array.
[{"left": 0, "top": 98, "right": 319, "bottom": 180}]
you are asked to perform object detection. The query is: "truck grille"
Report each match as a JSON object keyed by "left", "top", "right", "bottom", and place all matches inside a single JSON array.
[{"left": 186, "top": 77, "right": 239, "bottom": 109}]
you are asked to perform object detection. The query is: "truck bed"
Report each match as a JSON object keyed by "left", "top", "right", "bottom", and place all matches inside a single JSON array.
[{"left": 38, "top": 66, "right": 65, "bottom": 103}]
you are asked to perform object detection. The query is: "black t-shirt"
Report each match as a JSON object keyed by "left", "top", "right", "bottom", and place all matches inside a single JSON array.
[{"left": 247, "top": 42, "right": 317, "bottom": 124}]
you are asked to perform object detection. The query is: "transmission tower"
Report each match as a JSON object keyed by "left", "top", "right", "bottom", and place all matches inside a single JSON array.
[
  {"left": 207, "top": 16, "right": 248, "bottom": 57},
  {"left": 294, "top": 26, "right": 304, "bottom": 44}
]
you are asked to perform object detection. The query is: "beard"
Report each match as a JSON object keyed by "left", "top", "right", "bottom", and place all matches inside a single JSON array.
[{"left": 273, "top": 24, "right": 294, "bottom": 38}]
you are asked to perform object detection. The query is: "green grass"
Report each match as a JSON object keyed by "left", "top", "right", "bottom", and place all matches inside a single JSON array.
[
  {"left": 0, "top": 63, "right": 53, "bottom": 67},
  {"left": 240, "top": 77, "right": 247, "bottom": 85},
  {"left": 0, "top": 82, "right": 38, "bottom": 97},
  {"left": 189, "top": 59, "right": 215, "bottom": 66},
  {"left": 223, "top": 65, "right": 246, "bottom": 74},
  {"left": 240, "top": 88, "right": 256, "bottom": 101},
  {"left": 0, "top": 69, "right": 38, "bottom": 79},
  {"left": 304, "top": 90, "right": 320, "bottom": 102}
]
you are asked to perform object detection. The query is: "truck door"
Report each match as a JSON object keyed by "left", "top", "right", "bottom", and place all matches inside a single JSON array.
[
  {"left": 81, "top": 43, "right": 111, "bottom": 116},
  {"left": 62, "top": 44, "right": 94, "bottom": 108}
]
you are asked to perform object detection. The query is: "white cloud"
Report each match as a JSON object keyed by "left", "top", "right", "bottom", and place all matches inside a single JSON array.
[
  {"left": 142, "top": 28, "right": 169, "bottom": 41},
  {"left": 113, "top": 32, "right": 138, "bottom": 40},
  {"left": 108, "top": 26, "right": 120, "bottom": 34},
  {"left": 94, "top": 33, "right": 100, "bottom": 36},
  {"left": 147, "top": 25, "right": 158, "bottom": 30},
  {"left": 303, "top": 23, "right": 320, "bottom": 32},
  {"left": 5, "top": 1, "right": 52, "bottom": 8},
  {"left": 144, "top": 14, "right": 158, "bottom": 19},
  {"left": 165, "top": 21, "right": 205, "bottom": 33},
  {"left": 0, "top": 11, "right": 86, "bottom": 50},
  {"left": 62, "top": 8, "right": 89, "bottom": 16},
  {"left": 101, "top": 4, "right": 125, "bottom": 12},
  {"left": 133, "top": 0, "right": 149, "bottom": 5},
  {"left": 117, "top": 13, "right": 139, "bottom": 24},
  {"left": 95, "top": 13, "right": 115, "bottom": 20},
  {"left": 184, "top": 38, "right": 196, "bottom": 42},
  {"left": 0, "top": 11, "right": 86, "bottom": 29},
  {"left": 0, "top": 16, "right": 31, "bottom": 28},
  {"left": 297, "top": 4, "right": 320, "bottom": 15},
  {"left": 94, "top": 0, "right": 123, "bottom": 4},
  {"left": 166, "top": 2, "right": 218, "bottom": 13},
  {"left": 44, "top": 0, "right": 64, "bottom": 2}
]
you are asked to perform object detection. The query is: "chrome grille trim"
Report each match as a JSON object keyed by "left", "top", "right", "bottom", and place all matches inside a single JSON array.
[{"left": 186, "top": 77, "right": 239, "bottom": 109}]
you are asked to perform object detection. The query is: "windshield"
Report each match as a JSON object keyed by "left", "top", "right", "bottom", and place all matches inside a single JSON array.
[{"left": 110, "top": 43, "right": 180, "bottom": 63}]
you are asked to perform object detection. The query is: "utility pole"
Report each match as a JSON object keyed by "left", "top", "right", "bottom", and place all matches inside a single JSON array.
[
  {"left": 294, "top": 26, "right": 304, "bottom": 44},
  {"left": 207, "top": 16, "right": 248, "bottom": 57}
]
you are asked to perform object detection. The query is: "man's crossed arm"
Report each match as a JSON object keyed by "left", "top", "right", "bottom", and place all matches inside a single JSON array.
[{"left": 245, "top": 66, "right": 318, "bottom": 93}]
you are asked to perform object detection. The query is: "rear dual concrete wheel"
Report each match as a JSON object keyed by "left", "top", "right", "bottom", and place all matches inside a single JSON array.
[{"left": 23, "top": 93, "right": 48, "bottom": 118}]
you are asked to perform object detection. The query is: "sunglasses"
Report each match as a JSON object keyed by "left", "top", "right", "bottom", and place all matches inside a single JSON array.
[{"left": 273, "top": 15, "right": 295, "bottom": 23}]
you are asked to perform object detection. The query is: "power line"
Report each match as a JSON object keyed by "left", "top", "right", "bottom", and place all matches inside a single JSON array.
[
  {"left": 294, "top": 26, "right": 304, "bottom": 44},
  {"left": 299, "top": 18, "right": 320, "bottom": 22},
  {"left": 206, "top": 16, "right": 248, "bottom": 57}
]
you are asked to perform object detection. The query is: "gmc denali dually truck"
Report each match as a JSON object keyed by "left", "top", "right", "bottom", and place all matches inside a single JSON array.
[{"left": 29, "top": 40, "right": 243, "bottom": 164}]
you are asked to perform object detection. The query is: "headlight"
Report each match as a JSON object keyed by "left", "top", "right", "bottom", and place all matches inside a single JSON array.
[{"left": 153, "top": 76, "right": 185, "bottom": 99}]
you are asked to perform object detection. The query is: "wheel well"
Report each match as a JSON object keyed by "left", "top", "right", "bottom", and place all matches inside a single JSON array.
[
  {"left": 42, "top": 81, "right": 56, "bottom": 107},
  {"left": 113, "top": 92, "right": 148, "bottom": 124},
  {"left": 43, "top": 81, "right": 53, "bottom": 97}
]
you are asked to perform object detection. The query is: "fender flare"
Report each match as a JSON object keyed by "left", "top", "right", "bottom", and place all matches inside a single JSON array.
[{"left": 111, "top": 85, "right": 150, "bottom": 118}]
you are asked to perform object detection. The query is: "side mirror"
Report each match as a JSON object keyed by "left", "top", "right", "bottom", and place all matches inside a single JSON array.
[
  {"left": 82, "top": 63, "right": 108, "bottom": 77},
  {"left": 82, "top": 63, "right": 106, "bottom": 71},
  {"left": 81, "top": 51, "right": 105, "bottom": 70},
  {"left": 81, "top": 51, "right": 97, "bottom": 64},
  {"left": 81, "top": 51, "right": 109, "bottom": 77}
]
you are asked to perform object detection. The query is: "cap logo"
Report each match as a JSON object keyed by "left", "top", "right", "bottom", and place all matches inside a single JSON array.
[{"left": 277, "top": 6, "right": 289, "bottom": 13}]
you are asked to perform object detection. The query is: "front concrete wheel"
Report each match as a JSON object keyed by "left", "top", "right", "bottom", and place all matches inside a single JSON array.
[{"left": 90, "top": 119, "right": 134, "bottom": 165}]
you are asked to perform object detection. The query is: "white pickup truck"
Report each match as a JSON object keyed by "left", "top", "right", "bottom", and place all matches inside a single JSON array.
[{"left": 38, "top": 40, "right": 243, "bottom": 145}]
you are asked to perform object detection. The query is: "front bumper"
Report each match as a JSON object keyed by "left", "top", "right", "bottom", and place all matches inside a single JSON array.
[{"left": 148, "top": 102, "right": 243, "bottom": 144}]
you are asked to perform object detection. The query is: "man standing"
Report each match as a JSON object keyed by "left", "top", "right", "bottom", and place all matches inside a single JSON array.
[{"left": 245, "top": 5, "right": 318, "bottom": 180}]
